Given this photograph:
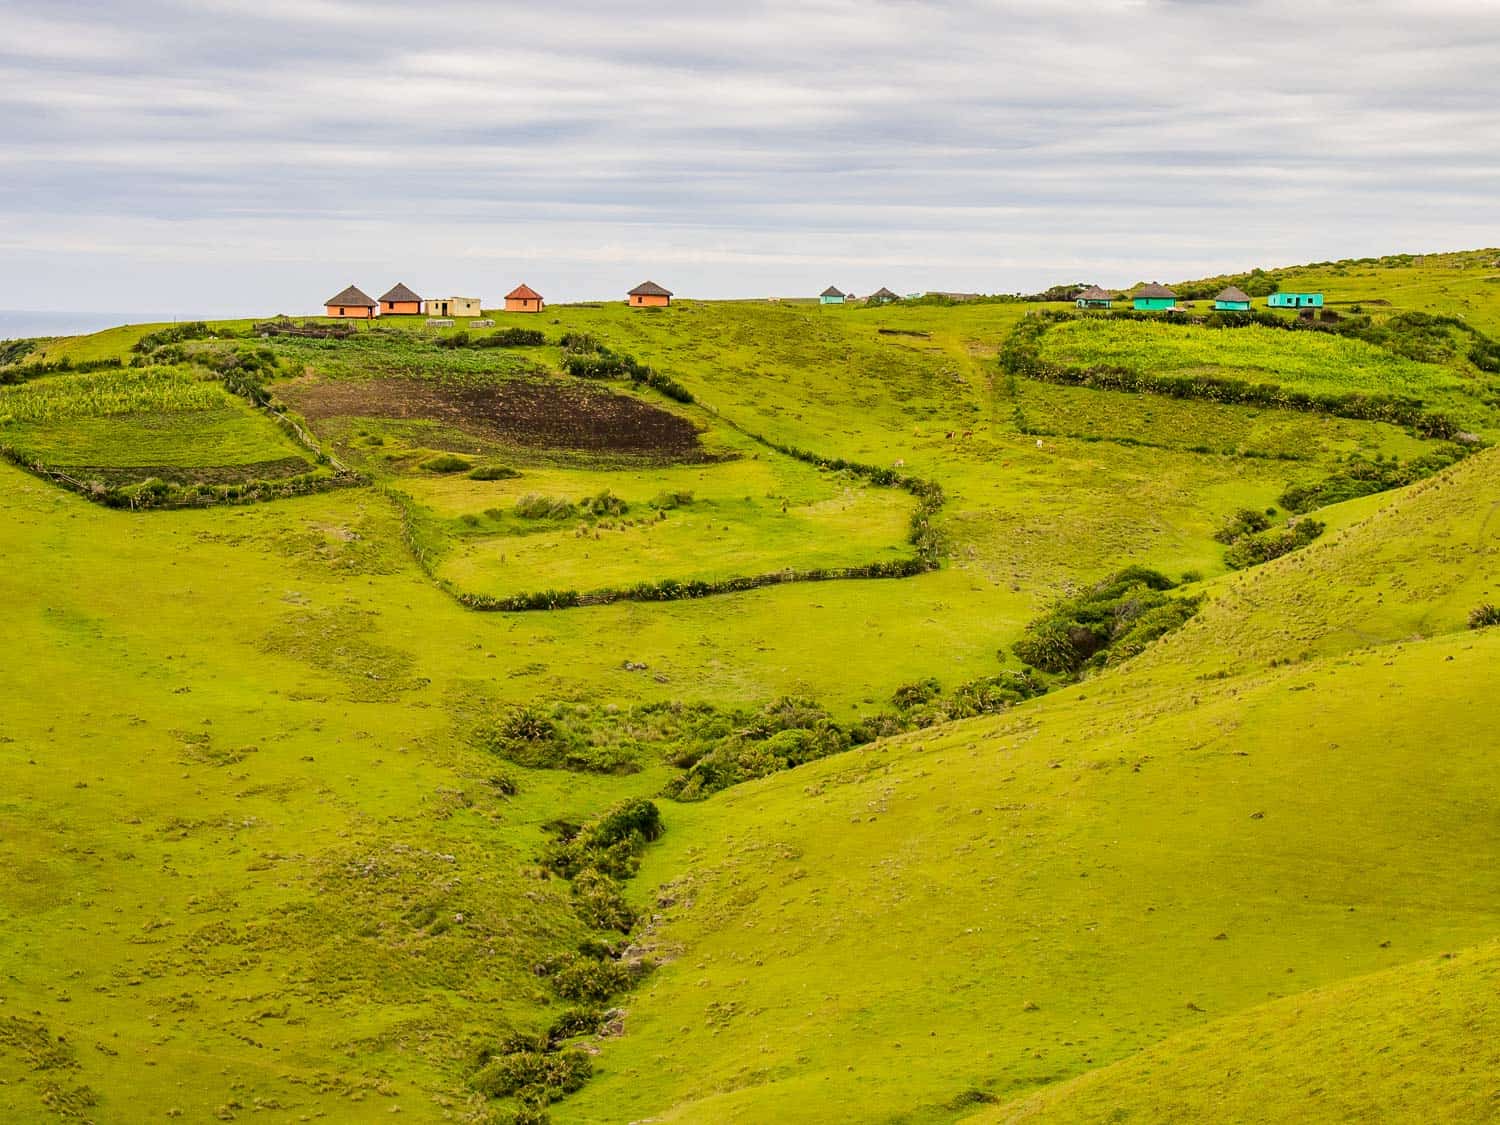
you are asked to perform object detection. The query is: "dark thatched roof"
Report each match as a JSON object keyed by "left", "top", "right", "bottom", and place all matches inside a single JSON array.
[
  {"left": 326, "top": 284, "right": 376, "bottom": 307},
  {"left": 506, "top": 284, "right": 542, "bottom": 300},
  {"left": 379, "top": 282, "right": 421, "bottom": 303},
  {"left": 821, "top": 286, "right": 846, "bottom": 298},
  {"left": 1215, "top": 286, "right": 1251, "bottom": 302},
  {"left": 1077, "top": 285, "right": 1115, "bottom": 300},
  {"left": 869, "top": 287, "right": 900, "bottom": 299},
  {"left": 629, "top": 280, "right": 672, "bottom": 297},
  {"left": 1135, "top": 282, "right": 1176, "bottom": 299}
]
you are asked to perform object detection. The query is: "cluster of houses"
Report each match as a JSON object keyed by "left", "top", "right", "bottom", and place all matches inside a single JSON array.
[
  {"left": 320, "top": 279, "right": 1326, "bottom": 319},
  {"left": 321, "top": 281, "right": 675, "bottom": 320},
  {"left": 1075, "top": 284, "right": 1325, "bottom": 312}
]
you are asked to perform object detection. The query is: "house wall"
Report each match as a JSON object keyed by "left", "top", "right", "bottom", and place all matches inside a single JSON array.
[
  {"left": 820, "top": 296, "right": 845, "bottom": 305},
  {"left": 381, "top": 300, "right": 422, "bottom": 315},
  {"left": 630, "top": 294, "right": 670, "bottom": 307},
  {"left": 1269, "top": 293, "right": 1324, "bottom": 308},
  {"left": 326, "top": 304, "right": 375, "bottom": 319},
  {"left": 1215, "top": 300, "right": 1251, "bottom": 311},
  {"left": 505, "top": 297, "right": 543, "bottom": 313},
  {"left": 1134, "top": 298, "right": 1175, "bottom": 310}
]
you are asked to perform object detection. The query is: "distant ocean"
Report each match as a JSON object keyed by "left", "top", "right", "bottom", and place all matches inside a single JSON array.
[{"left": 0, "top": 310, "right": 162, "bottom": 340}]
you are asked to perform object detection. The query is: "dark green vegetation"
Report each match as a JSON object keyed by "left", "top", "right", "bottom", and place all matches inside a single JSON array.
[{"left": 2, "top": 248, "right": 1498, "bottom": 1124}]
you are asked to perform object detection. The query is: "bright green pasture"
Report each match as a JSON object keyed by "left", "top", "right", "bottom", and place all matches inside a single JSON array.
[
  {"left": 987, "top": 942, "right": 1499, "bottom": 1124},
  {"left": 1037, "top": 318, "right": 1467, "bottom": 398},
  {"left": 557, "top": 456, "right": 1500, "bottom": 1122},
  {"left": 412, "top": 456, "right": 918, "bottom": 599}
]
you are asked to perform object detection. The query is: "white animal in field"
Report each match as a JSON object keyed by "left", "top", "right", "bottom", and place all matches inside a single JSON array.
[
  {"left": 894, "top": 458, "right": 905, "bottom": 468},
  {"left": 1036, "top": 438, "right": 1044, "bottom": 448}
]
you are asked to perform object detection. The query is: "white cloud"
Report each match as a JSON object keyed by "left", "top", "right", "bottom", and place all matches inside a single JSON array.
[{"left": 0, "top": 0, "right": 1497, "bottom": 312}]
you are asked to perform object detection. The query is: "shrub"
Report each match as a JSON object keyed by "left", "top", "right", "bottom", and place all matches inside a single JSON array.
[
  {"left": 649, "top": 489, "right": 694, "bottom": 510},
  {"left": 891, "top": 678, "right": 942, "bottom": 709},
  {"left": 421, "top": 453, "right": 473, "bottom": 473},
  {"left": 571, "top": 869, "right": 635, "bottom": 932},
  {"left": 1469, "top": 604, "right": 1500, "bottom": 629},
  {"left": 1013, "top": 567, "right": 1193, "bottom": 676},
  {"left": 471, "top": 1047, "right": 591, "bottom": 1102},
  {"left": 469, "top": 464, "right": 521, "bottom": 481},
  {"left": 1224, "top": 519, "right": 1326, "bottom": 569},
  {"left": 578, "top": 489, "right": 628, "bottom": 517},
  {"left": 1213, "top": 507, "right": 1273, "bottom": 544},
  {"left": 473, "top": 328, "right": 546, "bottom": 348},
  {"left": 514, "top": 493, "right": 578, "bottom": 520},
  {"left": 549, "top": 955, "right": 634, "bottom": 1003}
]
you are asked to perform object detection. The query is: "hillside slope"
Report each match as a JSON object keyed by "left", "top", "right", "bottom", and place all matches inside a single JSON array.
[
  {"left": 556, "top": 453, "right": 1500, "bottom": 1124},
  {"left": 984, "top": 941, "right": 1499, "bottom": 1124}
]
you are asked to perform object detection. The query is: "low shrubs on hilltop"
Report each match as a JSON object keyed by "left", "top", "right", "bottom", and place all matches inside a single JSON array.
[{"left": 1012, "top": 567, "right": 1201, "bottom": 677}]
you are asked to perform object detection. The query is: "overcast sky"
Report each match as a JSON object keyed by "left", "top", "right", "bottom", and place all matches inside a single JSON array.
[{"left": 1, "top": 0, "right": 1497, "bottom": 318}]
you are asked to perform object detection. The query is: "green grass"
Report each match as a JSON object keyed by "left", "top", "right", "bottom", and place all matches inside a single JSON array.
[
  {"left": 1036, "top": 319, "right": 1469, "bottom": 400},
  {"left": 984, "top": 942, "right": 1499, "bottom": 1124},
  {"left": 0, "top": 254, "right": 1496, "bottom": 1123},
  {"left": 414, "top": 455, "right": 917, "bottom": 600},
  {"left": 0, "top": 366, "right": 315, "bottom": 485},
  {"left": 555, "top": 453, "right": 1500, "bottom": 1123}
]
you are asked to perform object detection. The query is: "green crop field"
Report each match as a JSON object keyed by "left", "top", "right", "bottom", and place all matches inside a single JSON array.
[
  {"left": 1036, "top": 319, "right": 1468, "bottom": 399},
  {"left": 0, "top": 250, "right": 1496, "bottom": 1125}
]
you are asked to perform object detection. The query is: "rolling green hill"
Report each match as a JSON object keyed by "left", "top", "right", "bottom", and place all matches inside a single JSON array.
[
  {"left": 0, "top": 249, "right": 1496, "bottom": 1123},
  {"left": 984, "top": 942, "right": 1499, "bottom": 1124}
]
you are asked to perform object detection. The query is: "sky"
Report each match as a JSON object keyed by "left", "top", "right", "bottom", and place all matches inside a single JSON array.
[{"left": 1, "top": 0, "right": 1498, "bottom": 320}]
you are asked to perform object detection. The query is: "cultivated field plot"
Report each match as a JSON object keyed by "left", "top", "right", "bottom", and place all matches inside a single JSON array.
[
  {"left": 413, "top": 457, "right": 919, "bottom": 600},
  {"left": 281, "top": 374, "right": 716, "bottom": 463},
  {"left": 0, "top": 366, "right": 315, "bottom": 485},
  {"left": 1036, "top": 319, "right": 1469, "bottom": 399}
]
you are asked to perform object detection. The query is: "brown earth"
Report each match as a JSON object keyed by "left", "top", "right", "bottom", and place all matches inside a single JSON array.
[
  {"left": 56, "top": 456, "right": 314, "bottom": 487},
  {"left": 281, "top": 377, "right": 710, "bottom": 460}
]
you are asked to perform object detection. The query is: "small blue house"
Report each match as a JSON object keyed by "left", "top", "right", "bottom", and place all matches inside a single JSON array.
[
  {"left": 1214, "top": 286, "right": 1252, "bottom": 311},
  {"left": 1268, "top": 292, "right": 1323, "bottom": 308},
  {"left": 1133, "top": 282, "right": 1176, "bottom": 311},
  {"left": 820, "top": 286, "right": 846, "bottom": 305},
  {"left": 1076, "top": 285, "right": 1114, "bottom": 309}
]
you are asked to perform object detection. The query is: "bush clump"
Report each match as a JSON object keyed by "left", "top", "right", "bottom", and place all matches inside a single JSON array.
[
  {"left": 1012, "top": 566, "right": 1199, "bottom": 676},
  {"left": 514, "top": 493, "right": 579, "bottom": 520},
  {"left": 421, "top": 453, "right": 473, "bottom": 473},
  {"left": 469, "top": 464, "right": 521, "bottom": 481},
  {"left": 1469, "top": 603, "right": 1500, "bottom": 629},
  {"left": 471, "top": 1046, "right": 592, "bottom": 1103},
  {"left": 472, "top": 706, "right": 640, "bottom": 773},
  {"left": 1223, "top": 518, "right": 1326, "bottom": 569},
  {"left": 1213, "top": 507, "right": 1273, "bottom": 544},
  {"left": 473, "top": 328, "right": 546, "bottom": 348}
]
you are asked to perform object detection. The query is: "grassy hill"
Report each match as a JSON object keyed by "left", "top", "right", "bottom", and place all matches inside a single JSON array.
[
  {"left": 0, "top": 249, "right": 1495, "bottom": 1122},
  {"left": 985, "top": 941, "right": 1499, "bottom": 1124},
  {"left": 554, "top": 450, "right": 1500, "bottom": 1123}
]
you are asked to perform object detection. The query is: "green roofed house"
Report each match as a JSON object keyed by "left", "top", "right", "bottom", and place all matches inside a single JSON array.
[
  {"left": 1133, "top": 282, "right": 1177, "bottom": 311},
  {"left": 1268, "top": 291, "right": 1324, "bottom": 308},
  {"left": 820, "top": 286, "right": 846, "bottom": 305},
  {"left": 1075, "top": 285, "right": 1114, "bottom": 309},
  {"left": 1214, "top": 285, "right": 1252, "bottom": 311},
  {"left": 867, "top": 287, "right": 900, "bottom": 306}
]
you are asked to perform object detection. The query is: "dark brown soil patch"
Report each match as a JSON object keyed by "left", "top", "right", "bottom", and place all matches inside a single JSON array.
[
  {"left": 57, "top": 456, "right": 314, "bottom": 487},
  {"left": 282, "top": 377, "right": 710, "bottom": 460}
]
